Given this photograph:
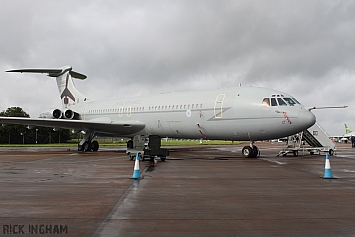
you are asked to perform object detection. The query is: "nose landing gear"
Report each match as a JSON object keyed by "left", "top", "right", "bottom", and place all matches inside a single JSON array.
[{"left": 242, "top": 142, "right": 259, "bottom": 158}]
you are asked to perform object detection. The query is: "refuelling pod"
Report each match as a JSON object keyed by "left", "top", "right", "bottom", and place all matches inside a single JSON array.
[{"left": 64, "top": 109, "right": 80, "bottom": 120}]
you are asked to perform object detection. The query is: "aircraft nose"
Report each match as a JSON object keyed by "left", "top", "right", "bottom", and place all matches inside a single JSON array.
[{"left": 298, "top": 109, "right": 316, "bottom": 130}]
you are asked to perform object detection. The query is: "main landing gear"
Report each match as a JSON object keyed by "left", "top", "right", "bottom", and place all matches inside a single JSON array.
[
  {"left": 242, "top": 142, "right": 260, "bottom": 158},
  {"left": 78, "top": 132, "right": 99, "bottom": 152}
]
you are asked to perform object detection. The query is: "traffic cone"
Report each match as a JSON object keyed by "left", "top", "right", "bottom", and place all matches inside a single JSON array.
[
  {"left": 323, "top": 153, "right": 335, "bottom": 179},
  {"left": 131, "top": 153, "right": 141, "bottom": 179}
]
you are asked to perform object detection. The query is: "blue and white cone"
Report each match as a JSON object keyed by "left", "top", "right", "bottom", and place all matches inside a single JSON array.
[
  {"left": 131, "top": 153, "right": 141, "bottom": 179},
  {"left": 323, "top": 153, "right": 333, "bottom": 179}
]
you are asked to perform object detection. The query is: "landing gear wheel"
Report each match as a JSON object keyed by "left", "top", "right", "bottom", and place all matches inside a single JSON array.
[
  {"left": 78, "top": 144, "right": 84, "bottom": 151},
  {"left": 91, "top": 140, "right": 99, "bottom": 151},
  {"left": 242, "top": 146, "right": 259, "bottom": 158},
  {"left": 83, "top": 141, "right": 92, "bottom": 152},
  {"left": 252, "top": 146, "right": 260, "bottom": 158},
  {"left": 293, "top": 150, "right": 299, "bottom": 157},
  {"left": 329, "top": 149, "right": 334, "bottom": 156},
  {"left": 242, "top": 146, "right": 253, "bottom": 158}
]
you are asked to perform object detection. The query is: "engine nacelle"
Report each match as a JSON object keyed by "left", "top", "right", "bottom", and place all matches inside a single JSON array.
[
  {"left": 39, "top": 109, "right": 79, "bottom": 119},
  {"left": 64, "top": 109, "right": 74, "bottom": 119},
  {"left": 39, "top": 109, "right": 62, "bottom": 119},
  {"left": 52, "top": 109, "right": 63, "bottom": 119},
  {"left": 64, "top": 109, "right": 80, "bottom": 120}
]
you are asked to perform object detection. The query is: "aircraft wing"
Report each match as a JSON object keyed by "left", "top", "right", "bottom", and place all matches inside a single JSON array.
[{"left": 0, "top": 117, "right": 145, "bottom": 135}]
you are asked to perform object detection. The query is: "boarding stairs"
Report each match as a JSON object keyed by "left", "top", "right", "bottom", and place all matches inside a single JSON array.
[{"left": 278, "top": 122, "right": 336, "bottom": 157}]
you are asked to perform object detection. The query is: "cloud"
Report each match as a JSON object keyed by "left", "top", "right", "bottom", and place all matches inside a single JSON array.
[{"left": 1, "top": 0, "right": 355, "bottom": 135}]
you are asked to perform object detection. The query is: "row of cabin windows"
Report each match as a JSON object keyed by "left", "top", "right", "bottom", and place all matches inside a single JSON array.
[
  {"left": 88, "top": 107, "right": 144, "bottom": 114},
  {"left": 88, "top": 103, "right": 204, "bottom": 114},
  {"left": 148, "top": 103, "right": 203, "bottom": 111}
]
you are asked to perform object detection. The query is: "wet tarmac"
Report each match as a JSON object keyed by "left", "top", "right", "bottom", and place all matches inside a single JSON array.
[{"left": 0, "top": 142, "right": 355, "bottom": 236}]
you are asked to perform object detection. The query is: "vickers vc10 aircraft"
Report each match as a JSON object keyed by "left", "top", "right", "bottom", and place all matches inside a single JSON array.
[{"left": 1, "top": 66, "right": 316, "bottom": 158}]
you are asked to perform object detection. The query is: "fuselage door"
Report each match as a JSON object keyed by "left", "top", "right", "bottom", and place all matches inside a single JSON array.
[
  {"left": 214, "top": 94, "right": 225, "bottom": 118},
  {"left": 81, "top": 105, "right": 88, "bottom": 120}
]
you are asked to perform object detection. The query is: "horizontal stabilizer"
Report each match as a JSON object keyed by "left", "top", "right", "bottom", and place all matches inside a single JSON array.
[{"left": 6, "top": 66, "right": 87, "bottom": 79}]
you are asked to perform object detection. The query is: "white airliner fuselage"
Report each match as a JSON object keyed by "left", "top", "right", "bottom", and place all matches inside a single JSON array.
[
  {"left": 2, "top": 66, "right": 316, "bottom": 158},
  {"left": 66, "top": 87, "right": 314, "bottom": 140}
]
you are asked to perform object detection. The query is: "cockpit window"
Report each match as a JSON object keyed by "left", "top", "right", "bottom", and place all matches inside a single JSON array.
[
  {"left": 277, "top": 98, "right": 287, "bottom": 106},
  {"left": 271, "top": 98, "right": 278, "bottom": 106},
  {"left": 292, "top": 98, "right": 301, "bottom": 104},
  {"left": 262, "top": 98, "right": 270, "bottom": 106},
  {"left": 284, "top": 98, "right": 296, "bottom": 106},
  {"left": 264, "top": 95, "right": 301, "bottom": 106}
]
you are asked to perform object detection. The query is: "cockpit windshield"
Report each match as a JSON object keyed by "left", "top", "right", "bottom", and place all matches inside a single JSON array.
[
  {"left": 262, "top": 94, "right": 300, "bottom": 107},
  {"left": 283, "top": 97, "right": 297, "bottom": 106},
  {"left": 277, "top": 98, "right": 287, "bottom": 106}
]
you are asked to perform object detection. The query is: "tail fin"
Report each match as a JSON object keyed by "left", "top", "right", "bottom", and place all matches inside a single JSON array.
[
  {"left": 345, "top": 124, "right": 352, "bottom": 134},
  {"left": 6, "top": 66, "right": 89, "bottom": 109}
]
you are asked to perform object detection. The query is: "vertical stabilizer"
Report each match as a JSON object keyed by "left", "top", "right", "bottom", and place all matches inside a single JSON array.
[
  {"left": 345, "top": 124, "right": 352, "bottom": 134},
  {"left": 6, "top": 66, "right": 89, "bottom": 109},
  {"left": 56, "top": 71, "right": 88, "bottom": 109}
]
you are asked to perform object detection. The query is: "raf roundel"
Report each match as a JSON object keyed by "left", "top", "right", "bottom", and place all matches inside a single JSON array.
[{"left": 186, "top": 109, "right": 192, "bottom": 118}]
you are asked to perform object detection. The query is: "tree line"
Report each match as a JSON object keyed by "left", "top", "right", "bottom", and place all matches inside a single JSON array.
[{"left": 0, "top": 107, "right": 72, "bottom": 144}]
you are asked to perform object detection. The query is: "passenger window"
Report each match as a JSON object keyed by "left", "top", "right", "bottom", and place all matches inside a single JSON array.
[
  {"left": 277, "top": 98, "right": 287, "bottom": 106},
  {"left": 271, "top": 98, "right": 278, "bottom": 106},
  {"left": 262, "top": 98, "right": 270, "bottom": 106}
]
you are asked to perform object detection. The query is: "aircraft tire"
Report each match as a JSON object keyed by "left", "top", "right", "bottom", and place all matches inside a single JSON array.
[
  {"left": 78, "top": 144, "right": 84, "bottom": 151},
  {"left": 329, "top": 149, "right": 334, "bottom": 156},
  {"left": 83, "top": 141, "right": 92, "bottom": 152},
  {"left": 91, "top": 140, "right": 99, "bottom": 151},
  {"left": 252, "top": 146, "right": 260, "bottom": 158},
  {"left": 242, "top": 146, "right": 252, "bottom": 158}
]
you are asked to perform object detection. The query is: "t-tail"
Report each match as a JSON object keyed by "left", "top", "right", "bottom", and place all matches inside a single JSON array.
[
  {"left": 6, "top": 66, "right": 89, "bottom": 119},
  {"left": 345, "top": 124, "right": 352, "bottom": 134}
]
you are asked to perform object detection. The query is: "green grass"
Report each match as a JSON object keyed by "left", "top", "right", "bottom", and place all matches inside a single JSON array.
[
  {"left": 160, "top": 140, "right": 244, "bottom": 146},
  {"left": 0, "top": 139, "right": 245, "bottom": 147}
]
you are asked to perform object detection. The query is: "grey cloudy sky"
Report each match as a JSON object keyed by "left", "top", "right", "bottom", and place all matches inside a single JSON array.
[{"left": 1, "top": 0, "right": 355, "bottom": 136}]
